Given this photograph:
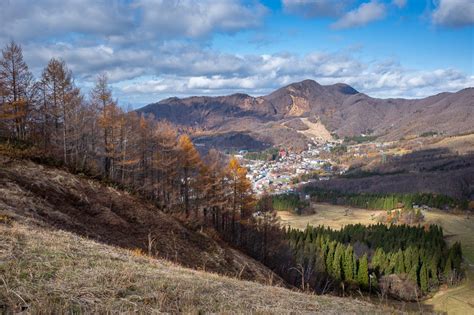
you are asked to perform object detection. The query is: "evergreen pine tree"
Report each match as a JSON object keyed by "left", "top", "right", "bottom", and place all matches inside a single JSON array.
[
  {"left": 385, "top": 252, "right": 395, "bottom": 274},
  {"left": 404, "top": 246, "right": 414, "bottom": 272},
  {"left": 420, "top": 263, "right": 429, "bottom": 293},
  {"left": 343, "top": 245, "right": 355, "bottom": 281},
  {"left": 357, "top": 254, "right": 369, "bottom": 288},
  {"left": 408, "top": 263, "right": 418, "bottom": 284},
  {"left": 451, "top": 242, "right": 463, "bottom": 272},
  {"left": 326, "top": 241, "right": 336, "bottom": 275},
  {"left": 429, "top": 255, "right": 439, "bottom": 286},
  {"left": 444, "top": 255, "right": 453, "bottom": 280},
  {"left": 332, "top": 243, "right": 344, "bottom": 281},
  {"left": 321, "top": 239, "right": 329, "bottom": 262},
  {"left": 395, "top": 249, "right": 405, "bottom": 274}
]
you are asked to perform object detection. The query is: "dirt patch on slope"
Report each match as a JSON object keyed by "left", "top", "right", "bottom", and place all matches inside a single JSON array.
[{"left": 298, "top": 117, "right": 334, "bottom": 142}]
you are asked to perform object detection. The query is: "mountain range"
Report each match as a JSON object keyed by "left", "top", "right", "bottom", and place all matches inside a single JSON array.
[{"left": 138, "top": 80, "right": 474, "bottom": 150}]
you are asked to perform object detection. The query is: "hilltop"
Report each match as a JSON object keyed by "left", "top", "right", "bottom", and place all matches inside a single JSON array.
[{"left": 138, "top": 80, "right": 474, "bottom": 151}]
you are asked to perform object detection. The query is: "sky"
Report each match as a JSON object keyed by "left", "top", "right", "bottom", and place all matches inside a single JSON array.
[{"left": 1, "top": 0, "right": 473, "bottom": 107}]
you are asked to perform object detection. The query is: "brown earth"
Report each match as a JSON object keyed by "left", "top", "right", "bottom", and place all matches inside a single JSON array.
[
  {"left": 0, "top": 155, "right": 281, "bottom": 285},
  {"left": 0, "top": 221, "right": 382, "bottom": 313}
]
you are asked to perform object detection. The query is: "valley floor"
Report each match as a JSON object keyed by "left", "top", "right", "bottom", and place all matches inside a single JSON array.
[{"left": 279, "top": 203, "right": 474, "bottom": 314}]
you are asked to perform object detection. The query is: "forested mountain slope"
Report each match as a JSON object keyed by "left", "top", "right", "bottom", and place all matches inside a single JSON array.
[{"left": 139, "top": 80, "right": 474, "bottom": 150}]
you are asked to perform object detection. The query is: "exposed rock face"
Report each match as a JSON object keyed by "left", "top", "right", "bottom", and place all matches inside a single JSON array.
[
  {"left": 137, "top": 80, "right": 473, "bottom": 149},
  {"left": 288, "top": 95, "right": 311, "bottom": 116}
]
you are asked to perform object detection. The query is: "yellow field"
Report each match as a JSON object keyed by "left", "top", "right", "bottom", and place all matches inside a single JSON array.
[
  {"left": 278, "top": 203, "right": 474, "bottom": 314},
  {"left": 426, "top": 133, "right": 474, "bottom": 155},
  {"left": 278, "top": 203, "right": 380, "bottom": 230}
]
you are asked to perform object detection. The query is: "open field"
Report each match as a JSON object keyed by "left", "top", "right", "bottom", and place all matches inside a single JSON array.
[
  {"left": 279, "top": 203, "right": 474, "bottom": 263},
  {"left": 425, "top": 133, "right": 474, "bottom": 155},
  {"left": 424, "top": 268, "right": 474, "bottom": 315},
  {"left": 278, "top": 203, "right": 380, "bottom": 230},
  {"left": 279, "top": 203, "right": 474, "bottom": 314}
]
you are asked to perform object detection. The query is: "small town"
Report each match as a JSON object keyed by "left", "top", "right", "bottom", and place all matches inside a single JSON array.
[{"left": 237, "top": 140, "right": 347, "bottom": 194}]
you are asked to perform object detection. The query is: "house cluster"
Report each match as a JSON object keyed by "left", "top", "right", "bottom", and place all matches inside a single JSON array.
[
  {"left": 346, "top": 141, "right": 394, "bottom": 161},
  {"left": 240, "top": 142, "right": 344, "bottom": 195}
]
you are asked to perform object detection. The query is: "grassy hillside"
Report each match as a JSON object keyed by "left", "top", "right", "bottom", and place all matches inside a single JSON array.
[
  {"left": 0, "top": 220, "right": 379, "bottom": 313},
  {"left": 0, "top": 155, "right": 279, "bottom": 285},
  {"left": 0, "top": 154, "right": 383, "bottom": 313}
]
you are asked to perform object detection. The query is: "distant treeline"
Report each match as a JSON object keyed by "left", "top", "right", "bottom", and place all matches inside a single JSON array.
[
  {"left": 244, "top": 147, "right": 280, "bottom": 161},
  {"left": 420, "top": 131, "right": 439, "bottom": 137},
  {"left": 286, "top": 223, "right": 463, "bottom": 297},
  {"left": 343, "top": 135, "right": 378, "bottom": 144},
  {"left": 267, "top": 193, "right": 309, "bottom": 212},
  {"left": 341, "top": 169, "right": 405, "bottom": 179},
  {"left": 303, "top": 187, "right": 469, "bottom": 210}
]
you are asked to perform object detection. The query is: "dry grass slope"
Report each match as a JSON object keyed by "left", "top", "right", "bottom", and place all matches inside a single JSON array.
[
  {"left": 0, "top": 222, "right": 379, "bottom": 314},
  {"left": 0, "top": 155, "right": 280, "bottom": 285},
  {"left": 0, "top": 154, "right": 383, "bottom": 313}
]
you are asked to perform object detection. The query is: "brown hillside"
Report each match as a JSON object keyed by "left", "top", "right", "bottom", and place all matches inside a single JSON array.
[
  {"left": 0, "top": 155, "right": 281, "bottom": 285},
  {"left": 138, "top": 80, "right": 473, "bottom": 150},
  {"left": 307, "top": 148, "right": 474, "bottom": 200},
  {"left": 0, "top": 222, "right": 380, "bottom": 313}
]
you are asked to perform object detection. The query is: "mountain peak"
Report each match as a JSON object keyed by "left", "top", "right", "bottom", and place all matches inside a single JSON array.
[
  {"left": 281, "top": 79, "right": 358, "bottom": 96},
  {"left": 331, "top": 83, "right": 359, "bottom": 95},
  {"left": 285, "top": 79, "right": 321, "bottom": 90}
]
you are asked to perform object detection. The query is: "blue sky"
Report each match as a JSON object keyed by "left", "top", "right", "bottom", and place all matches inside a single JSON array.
[{"left": 1, "top": 0, "right": 473, "bottom": 107}]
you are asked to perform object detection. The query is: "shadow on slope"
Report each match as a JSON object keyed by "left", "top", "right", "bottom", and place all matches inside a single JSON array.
[{"left": 313, "top": 148, "right": 474, "bottom": 200}]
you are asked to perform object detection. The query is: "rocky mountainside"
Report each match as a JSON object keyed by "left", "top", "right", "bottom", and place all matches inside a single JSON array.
[{"left": 138, "top": 80, "right": 474, "bottom": 150}]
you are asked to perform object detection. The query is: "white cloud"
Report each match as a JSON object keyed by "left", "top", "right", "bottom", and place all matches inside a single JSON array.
[
  {"left": 0, "top": 0, "right": 267, "bottom": 44},
  {"left": 23, "top": 43, "right": 154, "bottom": 81},
  {"left": 332, "top": 1, "right": 386, "bottom": 29},
  {"left": 133, "top": 0, "right": 267, "bottom": 38},
  {"left": 0, "top": 0, "right": 471, "bottom": 106},
  {"left": 188, "top": 76, "right": 260, "bottom": 89},
  {"left": 7, "top": 34, "right": 471, "bottom": 105},
  {"left": 109, "top": 47, "right": 473, "bottom": 103},
  {"left": 432, "top": 0, "right": 474, "bottom": 28},
  {"left": 392, "top": 0, "right": 407, "bottom": 9},
  {"left": 282, "top": 0, "right": 352, "bottom": 18},
  {"left": 0, "top": 0, "right": 132, "bottom": 41}
]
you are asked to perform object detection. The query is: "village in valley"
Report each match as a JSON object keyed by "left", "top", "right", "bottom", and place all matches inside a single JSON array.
[
  {"left": 235, "top": 135, "right": 407, "bottom": 195},
  {"left": 236, "top": 140, "right": 343, "bottom": 195}
]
